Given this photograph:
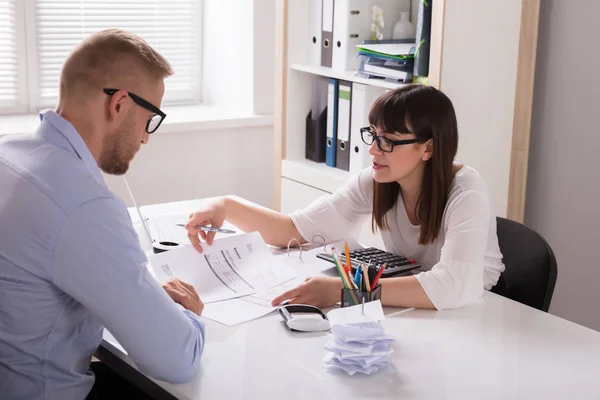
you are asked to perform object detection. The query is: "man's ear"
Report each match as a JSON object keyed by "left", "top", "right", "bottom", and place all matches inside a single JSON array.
[
  {"left": 107, "top": 90, "right": 129, "bottom": 122},
  {"left": 421, "top": 138, "right": 434, "bottom": 161}
]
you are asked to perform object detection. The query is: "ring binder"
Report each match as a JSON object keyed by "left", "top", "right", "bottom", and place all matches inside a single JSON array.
[
  {"left": 311, "top": 233, "right": 327, "bottom": 251},
  {"left": 285, "top": 233, "right": 329, "bottom": 258},
  {"left": 287, "top": 238, "right": 304, "bottom": 259}
]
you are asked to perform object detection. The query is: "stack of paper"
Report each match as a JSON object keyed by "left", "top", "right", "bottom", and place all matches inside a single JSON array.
[
  {"left": 355, "top": 42, "right": 416, "bottom": 83},
  {"left": 323, "top": 301, "right": 394, "bottom": 375},
  {"left": 324, "top": 321, "right": 394, "bottom": 375}
]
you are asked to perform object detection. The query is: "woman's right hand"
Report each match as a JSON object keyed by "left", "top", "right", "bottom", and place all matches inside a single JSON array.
[{"left": 185, "top": 197, "right": 227, "bottom": 253}]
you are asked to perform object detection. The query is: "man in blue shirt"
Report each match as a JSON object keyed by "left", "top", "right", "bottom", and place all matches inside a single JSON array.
[{"left": 0, "top": 29, "right": 206, "bottom": 399}]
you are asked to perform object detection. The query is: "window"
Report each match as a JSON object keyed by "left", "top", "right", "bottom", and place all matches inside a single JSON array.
[
  {"left": 0, "top": 0, "right": 27, "bottom": 114},
  {"left": 0, "top": 0, "right": 202, "bottom": 115}
]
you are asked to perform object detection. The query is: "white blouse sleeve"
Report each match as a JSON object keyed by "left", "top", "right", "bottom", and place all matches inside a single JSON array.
[
  {"left": 289, "top": 168, "right": 373, "bottom": 244},
  {"left": 415, "top": 190, "right": 491, "bottom": 310}
]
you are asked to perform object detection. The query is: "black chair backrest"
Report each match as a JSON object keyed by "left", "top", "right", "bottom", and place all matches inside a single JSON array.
[{"left": 491, "top": 217, "right": 558, "bottom": 312}]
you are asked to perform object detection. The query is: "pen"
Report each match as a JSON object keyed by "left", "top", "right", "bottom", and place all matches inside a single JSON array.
[
  {"left": 370, "top": 264, "right": 385, "bottom": 291},
  {"left": 331, "top": 249, "right": 349, "bottom": 290},
  {"left": 344, "top": 241, "right": 353, "bottom": 272},
  {"left": 334, "top": 248, "right": 358, "bottom": 290},
  {"left": 176, "top": 223, "right": 236, "bottom": 234},
  {"left": 362, "top": 262, "right": 372, "bottom": 293},
  {"left": 332, "top": 248, "right": 352, "bottom": 289}
]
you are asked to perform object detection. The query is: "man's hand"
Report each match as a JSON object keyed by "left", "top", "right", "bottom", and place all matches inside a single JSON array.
[{"left": 162, "top": 278, "right": 204, "bottom": 316}]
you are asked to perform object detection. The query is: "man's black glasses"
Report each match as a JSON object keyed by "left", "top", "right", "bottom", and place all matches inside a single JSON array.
[
  {"left": 103, "top": 88, "right": 166, "bottom": 134},
  {"left": 360, "top": 127, "right": 420, "bottom": 152}
]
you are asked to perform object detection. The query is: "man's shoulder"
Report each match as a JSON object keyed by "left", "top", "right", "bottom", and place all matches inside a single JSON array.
[{"left": 0, "top": 133, "right": 114, "bottom": 215}]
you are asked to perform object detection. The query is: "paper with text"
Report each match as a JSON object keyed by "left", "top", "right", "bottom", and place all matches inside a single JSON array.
[
  {"left": 201, "top": 277, "right": 306, "bottom": 326},
  {"left": 149, "top": 232, "right": 298, "bottom": 303}
]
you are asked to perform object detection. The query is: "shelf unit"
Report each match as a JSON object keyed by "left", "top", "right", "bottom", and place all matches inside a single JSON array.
[
  {"left": 274, "top": 0, "right": 540, "bottom": 223},
  {"left": 290, "top": 63, "right": 410, "bottom": 90},
  {"left": 281, "top": 158, "right": 349, "bottom": 194}
]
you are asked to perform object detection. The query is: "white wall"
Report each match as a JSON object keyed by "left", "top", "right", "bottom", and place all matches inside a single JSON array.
[
  {"left": 105, "top": 124, "right": 274, "bottom": 208},
  {"left": 253, "top": 0, "right": 276, "bottom": 115},
  {"left": 525, "top": 0, "right": 600, "bottom": 331},
  {"left": 106, "top": 0, "right": 277, "bottom": 209},
  {"left": 440, "top": 0, "right": 522, "bottom": 216}
]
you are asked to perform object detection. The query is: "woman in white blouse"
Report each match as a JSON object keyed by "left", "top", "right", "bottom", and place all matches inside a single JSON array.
[{"left": 185, "top": 84, "right": 504, "bottom": 310}]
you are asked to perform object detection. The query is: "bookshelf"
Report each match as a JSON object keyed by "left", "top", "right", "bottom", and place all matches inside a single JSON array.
[
  {"left": 290, "top": 63, "right": 409, "bottom": 90},
  {"left": 274, "top": 0, "right": 540, "bottom": 224},
  {"left": 281, "top": 159, "right": 349, "bottom": 194}
]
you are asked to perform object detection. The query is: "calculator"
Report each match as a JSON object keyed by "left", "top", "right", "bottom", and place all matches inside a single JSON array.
[{"left": 317, "top": 247, "right": 422, "bottom": 277}]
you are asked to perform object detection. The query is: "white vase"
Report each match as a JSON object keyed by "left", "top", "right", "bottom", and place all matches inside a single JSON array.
[{"left": 392, "top": 11, "right": 415, "bottom": 40}]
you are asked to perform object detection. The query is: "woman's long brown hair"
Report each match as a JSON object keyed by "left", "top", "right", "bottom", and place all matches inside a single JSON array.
[{"left": 369, "top": 85, "right": 458, "bottom": 245}]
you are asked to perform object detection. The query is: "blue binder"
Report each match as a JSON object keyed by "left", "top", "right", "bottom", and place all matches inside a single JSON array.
[{"left": 325, "top": 78, "right": 339, "bottom": 167}]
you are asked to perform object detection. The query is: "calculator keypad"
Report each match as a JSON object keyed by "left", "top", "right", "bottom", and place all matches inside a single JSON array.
[{"left": 339, "top": 248, "right": 419, "bottom": 275}]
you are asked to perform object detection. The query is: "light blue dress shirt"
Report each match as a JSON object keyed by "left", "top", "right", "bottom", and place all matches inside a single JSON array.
[{"left": 0, "top": 110, "right": 205, "bottom": 399}]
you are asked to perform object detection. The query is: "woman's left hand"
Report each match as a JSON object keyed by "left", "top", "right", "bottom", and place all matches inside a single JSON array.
[{"left": 271, "top": 276, "right": 343, "bottom": 308}]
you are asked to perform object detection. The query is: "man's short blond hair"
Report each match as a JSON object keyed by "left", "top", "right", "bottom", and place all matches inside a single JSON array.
[{"left": 59, "top": 29, "right": 174, "bottom": 100}]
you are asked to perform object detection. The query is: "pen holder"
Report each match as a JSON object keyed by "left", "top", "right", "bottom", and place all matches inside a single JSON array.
[{"left": 340, "top": 284, "right": 382, "bottom": 308}]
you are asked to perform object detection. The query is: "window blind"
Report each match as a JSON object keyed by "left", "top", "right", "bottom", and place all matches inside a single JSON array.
[
  {"left": 0, "top": 0, "right": 24, "bottom": 112},
  {"left": 34, "top": 0, "right": 202, "bottom": 106}
]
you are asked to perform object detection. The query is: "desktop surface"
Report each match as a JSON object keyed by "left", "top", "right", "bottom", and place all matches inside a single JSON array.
[
  {"left": 102, "top": 290, "right": 600, "bottom": 400},
  {"left": 99, "top": 199, "right": 600, "bottom": 400}
]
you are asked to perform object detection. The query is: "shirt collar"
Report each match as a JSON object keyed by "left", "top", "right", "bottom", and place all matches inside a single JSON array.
[{"left": 38, "top": 109, "right": 107, "bottom": 188}]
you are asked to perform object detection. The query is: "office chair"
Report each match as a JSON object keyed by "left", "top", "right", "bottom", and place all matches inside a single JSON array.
[{"left": 491, "top": 217, "right": 558, "bottom": 312}]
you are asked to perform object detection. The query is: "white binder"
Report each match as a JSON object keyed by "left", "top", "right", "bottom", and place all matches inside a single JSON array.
[
  {"left": 308, "top": 0, "right": 322, "bottom": 65},
  {"left": 349, "top": 83, "right": 385, "bottom": 174},
  {"left": 332, "top": 0, "right": 409, "bottom": 71}
]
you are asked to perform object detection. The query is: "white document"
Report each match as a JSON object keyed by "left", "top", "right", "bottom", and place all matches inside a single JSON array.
[
  {"left": 326, "top": 300, "right": 385, "bottom": 326},
  {"left": 201, "top": 277, "right": 306, "bottom": 326},
  {"left": 149, "top": 232, "right": 298, "bottom": 304}
]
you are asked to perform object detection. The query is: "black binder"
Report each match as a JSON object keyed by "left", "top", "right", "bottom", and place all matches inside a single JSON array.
[
  {"left": 414, "top": 0, "right": 433, "bottom": 77},
  {"left": 305, "top": 107, "right": 328, "bottom": 163}
]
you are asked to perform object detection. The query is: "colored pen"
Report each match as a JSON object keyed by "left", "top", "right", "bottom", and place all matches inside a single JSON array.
[
  {"left": 176, "top": 223, "right": 236, "bottom": 234},
  {"left": 333, "top": 248, "right": 359, "bottom": 304},
  {"left": 370, "top": 264, "right": 386, "bottom": 290},
  {"left": 332, "top": 248, "right": 353, "bottom": 289},
  {"left": 362, "top": 262, "right": 371, "bottom": 293},
  {"left": 344, "top": 241, "right": 353, "bottom": 272},
  {"left": 334, "top": 248, "right": 357, "bottom": 290},
  {"left": 331, "top": 249, "right": 349, "bottom": 290}
]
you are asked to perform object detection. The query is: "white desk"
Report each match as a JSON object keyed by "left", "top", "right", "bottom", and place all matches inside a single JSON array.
[{"left": 100, "top": 200, "right": 600, "bottom": 400}]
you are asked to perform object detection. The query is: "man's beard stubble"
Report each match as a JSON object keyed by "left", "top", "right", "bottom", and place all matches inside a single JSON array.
[{"left": 99, "top": 114, "right": 138, "bottom": 176}]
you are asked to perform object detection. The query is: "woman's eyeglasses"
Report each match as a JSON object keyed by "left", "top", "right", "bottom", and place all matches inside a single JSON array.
[
  {"left": 103, "top": 88, "right": 166, "bottom": 134},
  {"left": 360, "top": 127, "right": 419, "bottom": 152}
]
